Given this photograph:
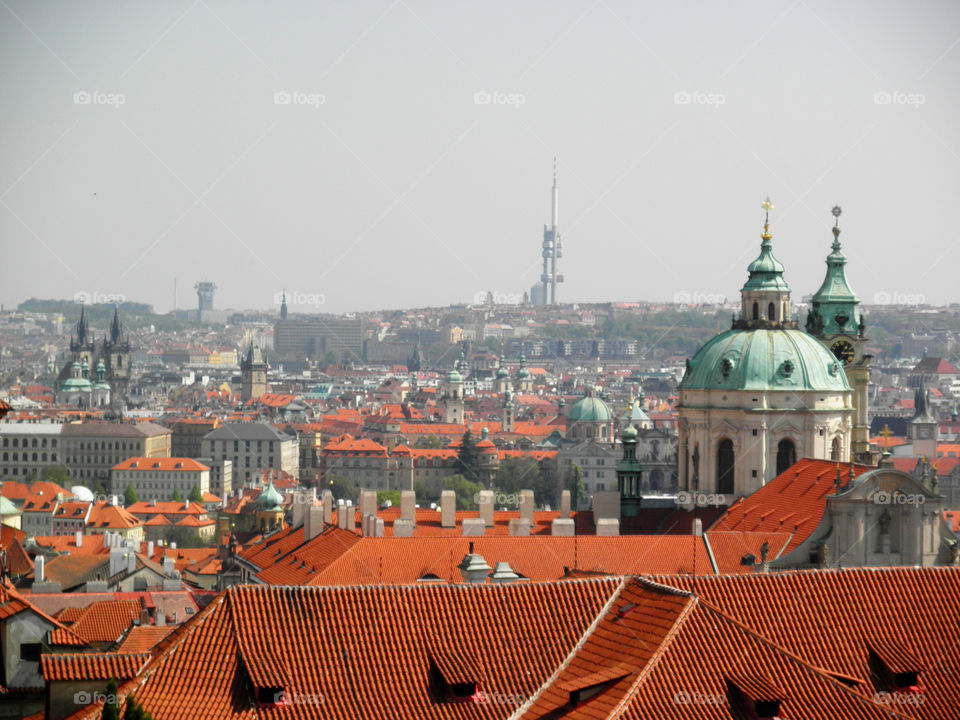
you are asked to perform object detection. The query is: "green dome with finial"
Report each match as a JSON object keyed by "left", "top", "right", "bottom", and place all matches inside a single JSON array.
[
  {"left": 568, "top": 387, "right": 612, "bottom": 423},
  {"left": 258, "top": 480, "right": 283, "bottom": 511}
]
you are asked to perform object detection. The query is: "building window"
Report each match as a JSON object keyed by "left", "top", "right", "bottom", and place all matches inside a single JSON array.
[
  {"left": 717, "top": 439, "right": 735, "bottom": 495},
  {"left": 20, "top": 643, "right": 41, "bottom": 662},
  {"left": 776, "top": 439, "right": 796, "bottom": 476}
]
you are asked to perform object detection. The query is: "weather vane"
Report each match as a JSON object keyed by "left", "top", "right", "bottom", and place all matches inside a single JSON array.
[
  {"left": 832, "top": 204, "right": 842, "bottom": 226},
  {"left": 761, "top": 196, "right": 774, "bottom": 218}
]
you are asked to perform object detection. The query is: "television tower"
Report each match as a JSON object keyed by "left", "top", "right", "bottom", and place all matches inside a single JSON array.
[{"left": 540, "top": 158, "right": 563, "bottom": 305}]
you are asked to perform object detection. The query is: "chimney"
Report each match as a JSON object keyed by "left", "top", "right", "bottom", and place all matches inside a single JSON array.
[
  {"left": 693, "top": 518, "right": 703, "bottom": 537},
  {"left": 292, "top": 492, "right": 306, "bottom": 529},
  {"left": 185, "top": 499, "right": 190, "bottom": 509},
  {"left": 519, "top": 489, "right": 535, "bottom": 525},
  {"left": 400, "top": 490, "right": 416, "bottom": 525},
  {"left": 344, "top": 501, "right": 355, "bottom": 532},
  {"left": 34, "top": 555, "right": 44, "bottom": 583},
  {"left": 127, "top": 550, "right": 136, "bottom": 574},
  {"left": 336, "top": 499, "right": 346, "bottom": 529},
  {"left": 359, "top": 489, "right": 377, "bottom": 517},
  {"left": 147, "top": 540, "right": 154, "bottom": 557},
  {"left": 162, "top": 556, "right": 175, "bottom": 577},
  {"left": 361, "top": 513, "right": 372, "bottom": 537},
  {"left": 156, "top": 608, "right": 166, "bottom": 627},
  {"left": 489, "top": 561, "right": 519, "bottom": 584},
  {"left": 75, "top": 531, "right": 82, "bottom": 548},
  {"left": 307, "top": 505, "right": 323, "bottom": 541},
  {"left": 596, "top": 518, "right": 620, "bottom": 536},
  {"left": 477, "top": 490, "right": 494, "bottom": 527},
  {"left": 551, "top": 517, "right": 575, "bottom": 536},
  {"left": 374, "top": 517, "right": 384, "bottom": 538},
  {"left": 462, "top": 518, "right": 485, "bottom": 536},
  {"left": 457, "top": 548, "right": 491, "bottom": 583},
  {"left": 560, "top": 489, "right": 571, "bottom": 517},
  {"left": 393, "top": 518, "right": 414, "bottom": 538},
  {"left": 102, "top": 532, "right": 111, "bottom": 549},
  {"left": 170, "top": 541, "right": 177, "bottom": 550},
  {"left": 508, "top": 518, "right": 530, "bottom": 536},
  {"left": 440, "top": 490, "right": 456, "bottom": 528},
  {"left": 322, "top": 490, "right": 333, "bottom": 525}
]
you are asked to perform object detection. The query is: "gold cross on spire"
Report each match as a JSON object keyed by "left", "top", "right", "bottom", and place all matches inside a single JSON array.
[
  {"left": 879, "top": 424, "right": 894, "bottom": 449},
  {"left": 761, "top": 196, "right": 774, "bottom": 240}
]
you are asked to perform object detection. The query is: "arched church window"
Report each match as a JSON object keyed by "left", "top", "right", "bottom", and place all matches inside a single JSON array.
[
  {"left": 831, "top": 436, "right": 841, "bottom": 461},
  {"left": 776, "top": 438, "right": 796, "bottom": 475},
  {"left": 768, "top": 302, "right": 775, "bottom": 321},
  {"left": 717, "top": 439, "right": 734, "bottom": 495},
  {"left": 752, "top": 302, "right": 759, "bottom": 320}
]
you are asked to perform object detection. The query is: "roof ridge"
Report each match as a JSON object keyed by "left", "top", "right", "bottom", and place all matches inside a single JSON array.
[
  {"left": 605, "top": 590, "right": 700, "bottom": 720},
  {"left": 511, "top": 577, "right": 627, "bottom": 718},
  {"left": 692, "top": 600, "right": 918, "bottom": 717}
]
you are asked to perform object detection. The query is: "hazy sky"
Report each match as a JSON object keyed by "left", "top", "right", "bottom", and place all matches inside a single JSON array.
[{"left": 2, "top": 0, "right": 959, "bottom": 315}]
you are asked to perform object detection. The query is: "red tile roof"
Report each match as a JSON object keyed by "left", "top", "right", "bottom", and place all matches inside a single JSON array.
[
  {"left": 41, "top": 652, "right": 149, "bottom": 681},
  {"left": 51, "top": 599, "right": 142, "bottom": 645},
  {"left": 710, "top": 458, "right": 874, "bottom": 553},
  {"left": 115, "top": 625, "right": 176, "bottom": 654},
  {"left": 112, "top": 457, "right": 210, "bottom": 472}
]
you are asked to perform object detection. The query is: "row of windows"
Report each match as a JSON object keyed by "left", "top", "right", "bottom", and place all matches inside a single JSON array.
[
  {"left": 67, "top": 440, "right": 142, "bottom": 452},
  {"left": 1, "top": 452, "right": 57, "bottom": 463},
  {"left": 1, "top": 437, "right": 58, "bottom": 448}
]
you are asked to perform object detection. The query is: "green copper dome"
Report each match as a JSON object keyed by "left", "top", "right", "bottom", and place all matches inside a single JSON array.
[
  {"left": 742, "top": 234, "right": 789, "bottom": 293},
  {"left": 496, "top": 354, "right": 509, "bottom": 378},
  {"left": 258, "top": 480, "right": 284, "bottom": 511},
  {"left": 680, "top": 328, "right": 850, "bottom": 392},
  {"left": 445, "top": 368, "right": 462, "bottom": 383},
  {"left": 568, "top": 390, "right": 613, "bottom": 423}
]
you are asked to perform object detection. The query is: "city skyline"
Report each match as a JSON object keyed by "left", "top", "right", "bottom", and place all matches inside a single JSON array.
[{"left": 2, "top": 1, "right": 959, "bottom": 314}]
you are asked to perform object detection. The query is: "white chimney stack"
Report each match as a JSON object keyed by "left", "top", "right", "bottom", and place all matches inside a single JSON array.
[
  {"left": 440, "top": 490, "right": 456, "bottom": 528},
  {"left": 147, "top": 540, "right": 154, "bottom": 557},
  {"left": 34, "top": 555, "right": 44, "bottom": 583},
  {"left": 75, "top": 531, "right": 82, "bottom": 548}
]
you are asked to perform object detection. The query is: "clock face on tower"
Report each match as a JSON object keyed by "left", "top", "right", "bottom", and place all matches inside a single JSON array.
[{"left": 831, "top": 340, "right": 855, "bottom": 366}]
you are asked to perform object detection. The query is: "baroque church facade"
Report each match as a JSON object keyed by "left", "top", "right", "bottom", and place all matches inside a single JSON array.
[
  {"left": 678, "top": 202, "right": 869, "bottom": 499},
  {"left": 55, "top": 305, "right": 131, "bottom": 409}
]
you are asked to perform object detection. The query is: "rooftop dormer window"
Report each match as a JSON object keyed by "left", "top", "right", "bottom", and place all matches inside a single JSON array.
[
  {"left": 726, "top": 672, "right": 786, "bottom": 720},
  {"left": 868, "top": 641, "right": 923, "bottom": 695},
  {"left": 428, "top": 648, "right": 482, "bottom": 703}
]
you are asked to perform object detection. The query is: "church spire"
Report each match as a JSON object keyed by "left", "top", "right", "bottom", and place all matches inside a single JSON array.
[{"left": 738, "top": 197, "right": 792, "bottom": 328}]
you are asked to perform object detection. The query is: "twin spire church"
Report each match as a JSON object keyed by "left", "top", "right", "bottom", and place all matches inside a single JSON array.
[{"left": 677, "top": 200, "right": 871, "bottom": 498}]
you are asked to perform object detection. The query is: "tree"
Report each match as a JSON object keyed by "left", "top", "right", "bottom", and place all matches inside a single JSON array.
[
  {"left": 94, "top": 480, "right": 108, "bottom": 498},
  {"left": 102, "top": 678, "right": 120, "bottom": 720},
  {"left": 456, "top": 430, "right": 479, "bottom": 483},
  {"left": 165, "top": 526, "right": 207, "bottom": 549},
  {"left": 568, "top": 463, "right": 585, "bottom": 510},
  {"left": 327, "top": 474, "right": 356, "bottom": 504},
  {"left": 494, "top": 457, "right": 554, "bottom": 507},
  {"left": 443, "top": 474, "right": 484, "bottom": 511},
  {"left": 376, "top": 490, "right": 401, "bottom": 507},
  {"left": 40, "top": 466, "right": 70, "bottom": 485},
  {"left": 415, "top": 434, "right": 442, "bottom": 449},
  {"left": 124, "top": 484, "right": 139, "bottom": 507},
  {"left": 189, "top": 485, "right": 203, "bottom": 503},
  {"left": 124, "top": 694, "right": 153, "bottom": 720},
  {"left": 171, "top": 487, "right": 182, "bottom": 503}
]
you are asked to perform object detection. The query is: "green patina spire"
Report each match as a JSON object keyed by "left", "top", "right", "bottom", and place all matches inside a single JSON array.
[
  {"left": 742, "top": 197, "right": 789, "bottom": 293},
  {"left": 808, "top": 206, "right": 861, "bottom": 337}
]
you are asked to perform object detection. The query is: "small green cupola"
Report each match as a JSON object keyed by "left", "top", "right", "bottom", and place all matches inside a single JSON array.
[
  {"left": 738, "top": 198, "right": 793, "bottom": 328},
  {"left": 617, "top": 423, "right": 643, "bottom": 516},
  {"left": 807, "top": 206, "right": 863, "bottom": 339},
  {"left": 258, "top": 480, "right": 284, "bottom": 511}
]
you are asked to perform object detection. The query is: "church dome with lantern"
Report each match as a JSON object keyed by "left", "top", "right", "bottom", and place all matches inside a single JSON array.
[{"left": 677, "top": 198, "right": 854, "bottom": 500}]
